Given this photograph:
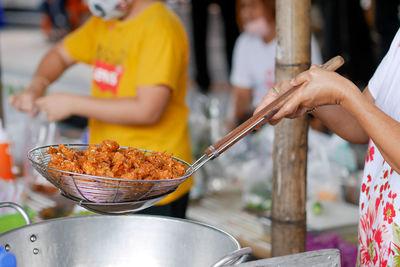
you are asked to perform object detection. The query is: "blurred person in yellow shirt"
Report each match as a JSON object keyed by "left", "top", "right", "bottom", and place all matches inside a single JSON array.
[{"left": 10, "top": 0, "right": 193, "bottom": 218}]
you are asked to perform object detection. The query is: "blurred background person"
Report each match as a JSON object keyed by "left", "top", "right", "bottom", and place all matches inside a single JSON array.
[
  {"left": 191, "top": 0, "right": 240, "bottom": 94},
  {"left": 229, "top": 0, "right": 322, "bottom": 126},
  {"left": 9, "top": 0, "right": 193, "bottom": 219}
]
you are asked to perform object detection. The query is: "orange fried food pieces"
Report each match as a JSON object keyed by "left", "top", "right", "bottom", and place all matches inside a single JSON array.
[
  {"left": 46, "top": 145, "right": 82, "bottom": 173},
  {"left": 58, "top": 144, "right": 76, "bottom": 161},
  {"left": 111, "top": 151, "right": 130, "bottom": 177},
  {"left": 46, "top": 146, "right": 58, "bottom": 154},
  {"left": 46, "top": 140, "right": 187, "bottom": 180},
  {"left": 100, "top": 140, "right": 119, "bottom": 152}
]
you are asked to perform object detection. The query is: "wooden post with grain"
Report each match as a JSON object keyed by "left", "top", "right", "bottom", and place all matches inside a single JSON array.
[{"left": 271, "top": 0, "right": 310, "bottom": 257}]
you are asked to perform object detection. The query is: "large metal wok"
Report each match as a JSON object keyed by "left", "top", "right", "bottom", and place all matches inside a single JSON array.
[{"left": 0, "top": 202, "right": 251, "bottom": 267}]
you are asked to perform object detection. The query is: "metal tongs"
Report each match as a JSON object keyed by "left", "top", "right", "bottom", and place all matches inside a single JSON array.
[{"left": 185, "top": 56, "right": 345, "bottom": 176}]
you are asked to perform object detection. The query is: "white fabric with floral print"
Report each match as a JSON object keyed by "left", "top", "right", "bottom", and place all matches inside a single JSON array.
[{"left": 358, "top": 28, "right": 400, "bottom": 266}]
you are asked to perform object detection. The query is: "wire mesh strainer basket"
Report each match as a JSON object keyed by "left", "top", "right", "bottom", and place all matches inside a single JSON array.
[{"left": 27, "top": 144, "right": 192, "bottom": 203}]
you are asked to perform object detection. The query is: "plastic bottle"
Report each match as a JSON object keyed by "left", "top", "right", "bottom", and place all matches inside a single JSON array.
[
  {"left": 0, "top": 246, "right": 16, "bottom": 267},
  {"left": 0, "top": 120, "right": 14, "bottom": 181}
]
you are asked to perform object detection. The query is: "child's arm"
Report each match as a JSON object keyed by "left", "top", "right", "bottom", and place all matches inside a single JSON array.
[
  {"left": 35, "top": 84, "right": 171, "bottom": 125},
  {"left": 9, "top": 41, "right": 76, "bottom": 115}
]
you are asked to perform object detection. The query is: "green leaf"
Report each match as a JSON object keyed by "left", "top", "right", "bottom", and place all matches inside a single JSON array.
[
  {"left": 393, "top": 223, "right": 400, "bottom": 246},
  {"left": 393, "top": 255, "right": 400, "bottom": 267}
]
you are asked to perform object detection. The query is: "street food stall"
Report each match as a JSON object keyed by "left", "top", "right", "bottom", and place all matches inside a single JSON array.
[{"left": 0, "top": 0, "right": 363, "bottom": 266}]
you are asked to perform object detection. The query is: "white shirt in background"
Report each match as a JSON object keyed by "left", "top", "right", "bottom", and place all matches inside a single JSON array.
[{"left": 230, "top": 33, "right": 323, "bottom": 108}]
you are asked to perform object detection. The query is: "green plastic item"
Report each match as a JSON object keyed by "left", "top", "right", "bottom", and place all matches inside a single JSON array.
[
  {"left": 0, "top": 207, "right": 35, "bottom": 234},
  {"left": 312, "top": 201, "right": 323, "bottom": 215}
]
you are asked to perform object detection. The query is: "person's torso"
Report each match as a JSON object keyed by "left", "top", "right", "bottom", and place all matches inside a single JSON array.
[
  {"left": 86, "top": 3, "right": 191, "bottom": 163},
  {"left": 240, "top": 34, "right": 276, "bottom": 107},
  {"left": 357, "top": 29, "right": 400, "bottom": 266}
]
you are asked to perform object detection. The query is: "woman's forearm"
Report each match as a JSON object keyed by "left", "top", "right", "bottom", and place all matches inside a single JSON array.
[
  {"left": 312, "top": 86, "right": 376, "bottom": 144},
  {"left": 314, "top": 104, "right": 369, "bottom": 144},
  {"left": 341, "top": 88, "right": 400, "bottom": 173}
]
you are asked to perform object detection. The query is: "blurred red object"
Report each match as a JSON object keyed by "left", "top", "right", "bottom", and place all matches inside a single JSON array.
[
  {"left": 0, "top": 122, "right": 14, "bottom": 181},
  {"left": 0, "top": 143, "right": 15, "bottom": 181},
  {"left": 41, "top": 0, "right": 90, "bottom": 41}
]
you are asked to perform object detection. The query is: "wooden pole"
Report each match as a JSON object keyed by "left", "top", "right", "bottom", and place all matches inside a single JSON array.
[{"left": 271, "top": 0, "right": 310, "bottom": 257}]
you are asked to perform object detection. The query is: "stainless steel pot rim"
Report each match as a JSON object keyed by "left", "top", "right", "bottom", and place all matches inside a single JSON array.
[
  {"left": 0, "top": 214, "right": 241, "bottom": 249},
  {"left": 27, "top": 144, "right": 193, "bottom": 182}
]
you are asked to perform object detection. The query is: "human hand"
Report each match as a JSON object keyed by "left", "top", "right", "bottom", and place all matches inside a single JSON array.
[
  {"left": 9, "top": 89, "right": 41, "bottom": 116},
  {"left": 254, "top": 65, "right": 352, "bottom": 124},
  {"left": 253, "top": 79, "right": 293, "bottom": 125},
  {"left": 35, "top": 93, "right": 75, "bottom": 122}
]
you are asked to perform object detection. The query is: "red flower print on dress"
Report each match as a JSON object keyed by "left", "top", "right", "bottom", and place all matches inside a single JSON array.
[
  {"left": 359, "top": 199, "right": 390, "bottom": 266},
  {"left": 368, "top": 174, "right": 372, "bottom": 183},
  {"left": 376, "top": 197, "right": 381, "bottom": 209},
  {"left": 366, "top": 146, "right": 375, "bottom": 162},
  {"left": 379, "top": 258, "right": 388, "bottom": 267},
  {"left": 384, "top": 170, "right": 389, "bottom": 179},
  {"left": 384, "top": 181, "right": 389, "bottom": 190},
  {"left": 383, "top": 202, "right": 396, "bottom": 224}
]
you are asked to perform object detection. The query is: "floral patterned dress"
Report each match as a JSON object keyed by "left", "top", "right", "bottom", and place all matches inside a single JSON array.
[
  {"left": 357, "top": 28, "right": 400, "bottom": 267},
  {"left": 358, "top": 140, "right": 399, "bottom": 266}
]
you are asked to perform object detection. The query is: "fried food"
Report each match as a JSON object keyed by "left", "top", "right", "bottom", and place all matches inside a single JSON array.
[{"left": 46, "top": 140, "right": 186, "bottom": 180}]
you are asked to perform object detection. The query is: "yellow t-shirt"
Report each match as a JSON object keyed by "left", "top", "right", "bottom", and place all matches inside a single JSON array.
[{"left": 63, "top": 2, "right": 193, "bottom": 204}]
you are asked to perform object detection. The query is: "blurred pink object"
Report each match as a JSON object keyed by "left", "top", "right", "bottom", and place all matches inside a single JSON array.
[{"left": 307, "top": 232, "right": 357, "bottom": 267}]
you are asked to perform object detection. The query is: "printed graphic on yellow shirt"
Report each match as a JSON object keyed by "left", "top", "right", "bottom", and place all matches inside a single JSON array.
[{"left": 93, "top": 60, "right": 125, "bottom": 95}]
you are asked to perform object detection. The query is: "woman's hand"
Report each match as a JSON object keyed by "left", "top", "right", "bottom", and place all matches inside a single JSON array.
[
  {"left": 35, "top": 93, "right": 75, "bottom": 122},
  {"left": 255, "top": 65, "right": 357, "bottom": 124},
  {"left": 254, "top": 79, "right": 293, "bottom": 125}
]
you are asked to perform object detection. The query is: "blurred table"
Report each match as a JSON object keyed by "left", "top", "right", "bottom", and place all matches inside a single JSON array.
[
  {"left": 187, "top": 191, "right": 271, "bottom": 259},
  {"left": 187, "top": 190, "right": 360, "bottom": 259}
]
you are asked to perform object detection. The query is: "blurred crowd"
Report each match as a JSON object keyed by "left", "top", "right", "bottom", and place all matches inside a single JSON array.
[{"left": 28, "top": 0, "right": 393, "bottom": 91}]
